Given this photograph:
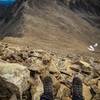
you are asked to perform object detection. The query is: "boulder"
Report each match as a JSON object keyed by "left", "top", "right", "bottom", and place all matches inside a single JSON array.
[{"left": 0, "top": 62, "right": 30, "bottom": 99}]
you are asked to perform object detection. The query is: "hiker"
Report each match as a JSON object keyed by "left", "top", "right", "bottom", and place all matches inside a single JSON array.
[
  {"left": 0, "top": 0, "right": 16, "bottom": 22},
  {"left": 41, "top": 76, "right": 84, "bottom": 100}
]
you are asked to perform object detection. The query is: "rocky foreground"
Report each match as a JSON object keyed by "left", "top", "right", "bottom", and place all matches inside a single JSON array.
[{"left": 0, "top": 42, "right": 100, "bottom": 100}]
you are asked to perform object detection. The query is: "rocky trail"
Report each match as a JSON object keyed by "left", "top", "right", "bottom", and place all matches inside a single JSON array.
[
  {"left": 0, "top": 43, "right": 100, "bottom": 100},
  {"left": 0, "top": 0, "right": 100, "bottom": 100}
]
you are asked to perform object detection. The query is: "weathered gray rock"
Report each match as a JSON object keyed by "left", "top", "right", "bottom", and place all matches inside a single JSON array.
[{"left": 0, "top": 62, "right": 30, "bottom": 99}]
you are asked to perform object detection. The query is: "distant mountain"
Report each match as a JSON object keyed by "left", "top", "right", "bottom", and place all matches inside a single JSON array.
[{"left": 62, "top": 0, "right": 100, "bottom": 28}]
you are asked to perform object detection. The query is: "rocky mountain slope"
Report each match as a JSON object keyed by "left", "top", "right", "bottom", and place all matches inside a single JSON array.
[
  {"left": 0, "top": 0, "right": 100, "bottom": 55},
  {"left": 62, "top": 0, "right": 100, "bottom": 27}
]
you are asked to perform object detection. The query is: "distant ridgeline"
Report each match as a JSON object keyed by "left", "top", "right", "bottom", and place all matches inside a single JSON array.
[{"left": 61, "top": 0, "right": 100, "bottom": 28}]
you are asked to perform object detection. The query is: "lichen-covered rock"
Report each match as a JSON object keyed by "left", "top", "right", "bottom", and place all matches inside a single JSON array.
[{"left": 0, "top": 62, "right": 30, "bottom": 98}]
